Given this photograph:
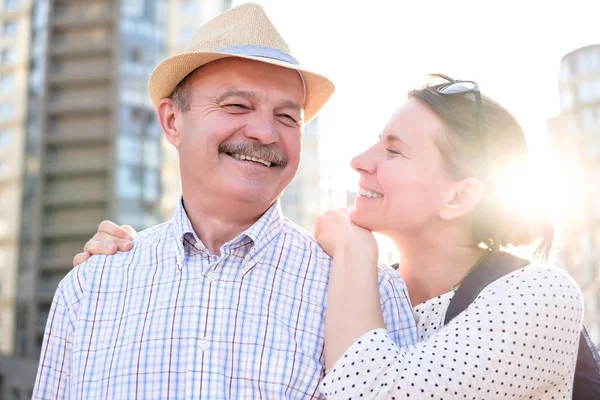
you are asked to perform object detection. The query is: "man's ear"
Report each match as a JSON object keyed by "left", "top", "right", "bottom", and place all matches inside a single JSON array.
[
  {"left": 439, "top": 177, "right": 484, "bottom": 221},
  {"left": 157, "top": 98, "right": 181, "bottom": 149}
]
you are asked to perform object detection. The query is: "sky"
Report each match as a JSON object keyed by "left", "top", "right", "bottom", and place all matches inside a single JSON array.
[
  {"left": 229, "top": 0, "right": 600, "bottom": 260},
  {"left": 240, "top": 0, "right": 598, "bottom": 200}
]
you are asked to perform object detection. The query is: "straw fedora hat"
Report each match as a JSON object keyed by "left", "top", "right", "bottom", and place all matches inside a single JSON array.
[{"left": 148, "top": 2, "right": 335, "bottom": 123}]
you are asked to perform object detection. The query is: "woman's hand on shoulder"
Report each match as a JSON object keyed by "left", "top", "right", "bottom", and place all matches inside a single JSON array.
[{"left": 73, "top": 221, "right": 137, "bottom": 266}]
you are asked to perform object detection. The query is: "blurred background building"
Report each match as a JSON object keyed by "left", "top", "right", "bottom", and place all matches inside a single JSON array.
[
  {"left": 547, "top": 43, "right": 600, "bottom": 344},
  {"left": 281, "top": 116, "right": 333, "bottom": 232},
  {"left": 0, "top": 0, "right": 167, "bottom": 395},
  {"left": 0, "top": 0, "right": 334, "bottom": 395}
]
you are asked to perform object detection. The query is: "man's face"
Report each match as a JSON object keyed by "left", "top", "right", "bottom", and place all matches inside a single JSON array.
[{"left": 162, "top": 58, "right": 305, "bottom": 213}]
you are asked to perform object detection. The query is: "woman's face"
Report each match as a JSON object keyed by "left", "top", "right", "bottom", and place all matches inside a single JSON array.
[{"left": 350, "top": 98, "right": 459, "bottom": 236}]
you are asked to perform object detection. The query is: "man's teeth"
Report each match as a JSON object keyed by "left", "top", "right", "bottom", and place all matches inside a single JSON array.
[
  {"left": 230, "top": 153, "right": 272, "bottom": 167},
  {"left": 358, "top": 188, "right": 383, "bottom": 198}
]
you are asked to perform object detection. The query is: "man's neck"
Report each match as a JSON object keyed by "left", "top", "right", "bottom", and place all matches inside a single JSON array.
[{"left": 182, "top": 195, "right": 269, "bottom": 255}]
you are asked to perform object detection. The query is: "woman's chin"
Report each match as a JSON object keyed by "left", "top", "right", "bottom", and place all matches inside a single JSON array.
[{"left": 349, "top": 208, "right": 377, "bottom": 231}]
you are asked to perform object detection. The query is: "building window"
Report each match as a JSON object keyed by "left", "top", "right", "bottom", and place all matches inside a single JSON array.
[
  {"left": 179, "top": 28, "right": 194, "bottom": 45},
  {"left": 4, "top": 0, "right": 18, "bottom": 11},
  {"left": 143, "top": 139, "right": 159, "bottom": 168},
  {"left": 591, "top": 50, "right": 600, "bottom": 70},
  {"left": 180, "top": 0, "right": 197, "bottom": 15},
  {"left": 117, "top": 165, "right": 143, "bottom": 198},
  {"left": 117, "top": 136, "right": 142, "bottom": 165},
  {"left": 0, "top": 73, "right": 14, "bottom": 92},
  {"left": 0, "top": 129, "right": 11, "bottom": 148},
  {"left": 1, "top": 48, "right": 16, "bottom": 64},
  {"left": 578, "top": 52, "right": 591, "bottom": 73},
  {"left": 577, "top": 83, "right": 593, "bottom": 103},
  {"left": 2, "top": 20, "right": 17, "bottom": 36},
  {"left": 129, "top": 47, "right": 142, "bottom": 63},
  {"left": 559, "top": 61, "right": 570, "bottom": 81},
  {"left": 580, "top": 108, "right": 595, "bottom": 132},
  {"left": 593, "top": 80, "right": 600, "bottom": 101},
  {"left": 143, "top": 169, "right": 159, "bottom": 203},
  {"left": 0, "top": 104, "right": 14, "bottom": 121},
  {"left": 560, "top": 90, "right": 573, "bottom": 111},
  {"left": 122, "top": 0, "right": 144, "bottom": 18}
]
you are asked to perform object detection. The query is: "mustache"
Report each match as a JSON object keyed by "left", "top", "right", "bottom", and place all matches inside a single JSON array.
[{"left": 219, "top": 142, "right": 288, "bottom": 167}]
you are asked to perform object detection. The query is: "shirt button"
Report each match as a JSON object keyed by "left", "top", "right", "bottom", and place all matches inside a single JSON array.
[
  {"left": 244, "top": 262, "right": 252, "bottom": 271},
  {"left": 199, "top": 339, "right": 210, "bottom": 351},
  {"left": 207, "top": 272, "right": 217, "bottom": 281}
]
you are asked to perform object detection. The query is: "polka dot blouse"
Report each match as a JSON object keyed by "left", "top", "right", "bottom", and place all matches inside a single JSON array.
[{"left": 320, "top": 264, "right": 583, "bottom": 399}]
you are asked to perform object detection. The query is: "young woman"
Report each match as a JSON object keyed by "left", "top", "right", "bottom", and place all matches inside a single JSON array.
[
  {"left": 314, "top": 76, "right": 582, "bottom": 399},
  {"left": 75, "top": 76, "right": 583, "bottom": 399}
]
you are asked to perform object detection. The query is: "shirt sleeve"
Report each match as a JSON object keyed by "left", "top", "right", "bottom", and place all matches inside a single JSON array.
[
  {"left": 376, "top": 265, "right": 418, "bottom": 348},
  {"left": 320, "top": 265, "right": 583, "bottom": 399},
  {"left": 33, "top": 266, "right": 85, "bottom": 399}
]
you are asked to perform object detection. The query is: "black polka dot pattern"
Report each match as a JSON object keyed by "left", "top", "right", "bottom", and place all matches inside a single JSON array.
[{"left": 320, "top": 264, "right": 583, "bottom": 399}]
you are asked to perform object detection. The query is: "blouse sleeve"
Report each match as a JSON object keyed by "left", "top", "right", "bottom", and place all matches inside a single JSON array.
[{"left": 319, "top": 265, "right": 584, "bottom": 399}]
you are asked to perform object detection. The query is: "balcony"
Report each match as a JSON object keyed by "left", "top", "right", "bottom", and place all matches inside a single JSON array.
[
  {"left": 46, "top": 127, "right": 109, "bottom": 145},
  {"left": 44, "top": 157, "right": 108, "bottom": 175},
  {"left": 50, "top": 35, "right": 112, "bottom": 57},
  {"left": 40, "top": 257, "right": 74, "bottom": 271},
  {"left": 42, "top": 222, "right": 99, "bottom": 239},
  {"left": 48, "top": 65, "right": 112, "bottom": 86},
  {"left": 36, "top": 311, "right": 50, "bottom": 332},
  {"left": 47, "top": 94, "right": 111, "bottom": 114},
  {"left": 44, "top": 188, "right": 106, "bottom": 206},
  {"left": 37, "top": 279, "right": 61, "bottom": 302},
  {"left": 53, "top": 5, "right": 113, "bottom": 28}
]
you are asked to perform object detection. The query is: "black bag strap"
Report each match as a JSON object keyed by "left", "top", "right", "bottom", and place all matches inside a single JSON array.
[
  {"left": 444, "top": 251, "right": 528, "bottom": 325},
  {"left": 573, "top": 325, "right": 600, "bottom": 399}
]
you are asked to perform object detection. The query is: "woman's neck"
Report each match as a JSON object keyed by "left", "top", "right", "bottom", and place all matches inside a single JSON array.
[{"left": 393, "top": 233, "right": 487, "bottom": 307}]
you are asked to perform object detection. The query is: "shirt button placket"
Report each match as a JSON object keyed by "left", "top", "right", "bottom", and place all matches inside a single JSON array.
[{"left": 206, "top": 271, "right": 217, "bottom": 282}]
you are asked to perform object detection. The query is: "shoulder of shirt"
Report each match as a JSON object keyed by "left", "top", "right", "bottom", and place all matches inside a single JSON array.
[
  {"left": 480, "top": 261, "right": 583, "bottom": 301},
  {"left": 56, "top": 220, "right": 173, "bottom": 304},
  {"left": 279, "top": 217, "right": 331, "bottom": 259},
  {"left": 375, "top": 261, "right": 406, "bottom": 291}
]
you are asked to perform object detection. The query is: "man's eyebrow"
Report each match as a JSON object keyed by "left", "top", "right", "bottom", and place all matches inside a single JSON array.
[
  {"left": 278, "top": 100, "right": 303, "bottom": 113},
  {"left": 214, "top": 89, "right": 261, "bottom": 104}
]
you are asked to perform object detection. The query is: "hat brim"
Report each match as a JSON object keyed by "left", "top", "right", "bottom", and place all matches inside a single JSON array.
[{"left": 148, "top": 51, "right": 335, "bottom": 123}]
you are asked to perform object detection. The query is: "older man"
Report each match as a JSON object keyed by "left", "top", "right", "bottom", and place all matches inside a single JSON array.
[{"left": 34, "top": 4, "right": 417, "bottom": 399}]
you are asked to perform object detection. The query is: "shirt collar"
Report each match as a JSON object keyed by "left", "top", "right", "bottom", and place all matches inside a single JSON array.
[{"left": 171, "top": 196, "right": 284, "bottom": 264}]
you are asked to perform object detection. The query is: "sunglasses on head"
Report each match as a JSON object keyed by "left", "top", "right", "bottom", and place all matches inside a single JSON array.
[{"left": 435, "top": 77, "right": 484, "bottom": 139}]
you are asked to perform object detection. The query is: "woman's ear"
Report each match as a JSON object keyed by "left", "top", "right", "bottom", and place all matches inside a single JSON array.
[{"left": 439, "top": 177, "right": 484, "bottom": 221}]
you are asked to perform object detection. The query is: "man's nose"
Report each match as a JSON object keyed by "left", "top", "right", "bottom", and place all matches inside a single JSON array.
[{"left": 243, "top": 111, "right": 278, "bottom": 145}]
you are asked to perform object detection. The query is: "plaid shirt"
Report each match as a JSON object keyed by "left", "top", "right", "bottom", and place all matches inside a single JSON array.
[{"left": 34, "top": 199, "right": 417, "bottom": 399}]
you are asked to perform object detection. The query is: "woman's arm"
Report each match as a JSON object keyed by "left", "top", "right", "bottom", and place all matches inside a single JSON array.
[
  {"left": 325, "top": 241, "right": 385, "bottom": 370},
  {"left": 315, "top": 208, "right": 416, "bottom": 370}
]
